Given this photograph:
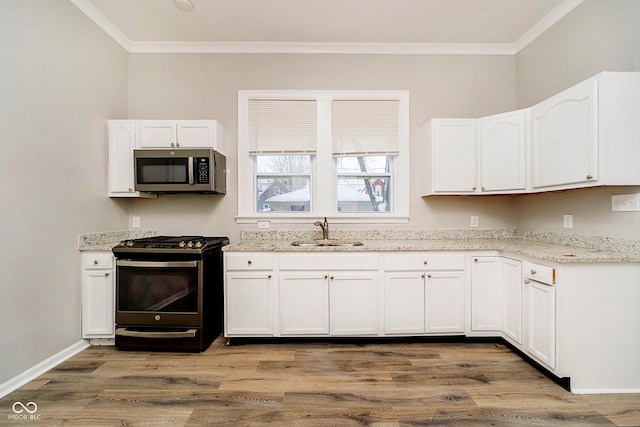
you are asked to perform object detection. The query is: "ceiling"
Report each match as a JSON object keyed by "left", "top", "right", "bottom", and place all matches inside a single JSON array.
[{"left": 70, "top": 0, "right": 583, "bottom": 54}]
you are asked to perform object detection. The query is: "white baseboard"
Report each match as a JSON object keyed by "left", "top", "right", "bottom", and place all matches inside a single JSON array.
[
  {"left": 0, "top": 340, "right": 90, "bottom": 399},
  {"left": 571, "top": 387, "right": 640, "bottom": 394}
]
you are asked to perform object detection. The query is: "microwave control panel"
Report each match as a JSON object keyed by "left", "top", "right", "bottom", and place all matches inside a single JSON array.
[{"left": 196, "top": 157, "right": 209, "bottom": 184}]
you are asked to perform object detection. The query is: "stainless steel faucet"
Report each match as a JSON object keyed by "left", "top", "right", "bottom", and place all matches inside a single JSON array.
[{"left": 314, "top": 217, "right": 330, "bottom": 240}]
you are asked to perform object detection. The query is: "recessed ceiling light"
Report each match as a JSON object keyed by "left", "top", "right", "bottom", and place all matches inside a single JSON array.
[{"left": 174, "top": 0, "right": 193, "bottom": 11}]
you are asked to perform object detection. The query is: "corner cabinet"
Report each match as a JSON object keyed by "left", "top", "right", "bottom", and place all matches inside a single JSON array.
[
  {"left": 531, "top": 72, "right": 640, "bottom": 191},
  {"left": 81, "top": 251, "right": 115, "bottom": 341}
]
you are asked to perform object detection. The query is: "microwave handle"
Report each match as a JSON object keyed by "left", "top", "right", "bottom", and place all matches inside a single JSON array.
[{"left": 188, "top": 157, "right": 195, "bottom": 185}]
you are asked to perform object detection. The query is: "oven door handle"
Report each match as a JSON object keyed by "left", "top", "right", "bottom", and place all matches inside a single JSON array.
[
  {"left": 116, "top": 328, "right": 197, "bottom": 339},
  {"left": 116, "top": 260, "right": 199, "bottom": 268}
]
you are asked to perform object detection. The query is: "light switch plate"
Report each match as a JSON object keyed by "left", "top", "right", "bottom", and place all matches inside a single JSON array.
[
  {"left": 132, "top": 216, "right": 141, "bottom": 229},
  {"left": 470, "top": 216, "right": 479, "bottom": 228},
  {"left": 612, "top": 194, "right": 640, "bottom": 212},
  {"left": 563, "top": 214, "right": 573, "bottom": 229}
]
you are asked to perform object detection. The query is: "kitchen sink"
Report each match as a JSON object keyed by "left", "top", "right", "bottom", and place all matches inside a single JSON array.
[{"left": 291, "top": 239, "right": 364, "bottom": 247}]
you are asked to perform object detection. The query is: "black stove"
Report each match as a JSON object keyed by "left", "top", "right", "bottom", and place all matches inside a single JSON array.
[
  {"left": 112, "top": 235, "right": 229, "bottom": 352},
  {"left": 114, "top": 236, "right": 229, "bottom": 254}
]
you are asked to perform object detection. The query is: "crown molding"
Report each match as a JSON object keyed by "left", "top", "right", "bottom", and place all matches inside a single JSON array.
[
  {"left": 70, "top": 0, "right": 583, "bottom": 56},
  {"left": 128, "top": 41, "right": 517, "bottom": 55},
  {"left": 513, "top": 0, "right": 584, "bottom": 53}
]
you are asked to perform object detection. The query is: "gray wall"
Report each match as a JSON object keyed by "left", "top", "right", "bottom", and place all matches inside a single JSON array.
[
  {"left": 514, "top": 0, "right": 640, "bottom": 239},
  {"left": 128, "top": 54, "right": 519, "bottom": 241},
  {"left": 0, "top": 0, "right": 129, "bottom": 385}
]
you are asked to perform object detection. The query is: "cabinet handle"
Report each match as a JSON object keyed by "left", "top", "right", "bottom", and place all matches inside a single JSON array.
[
  {"left": 104, "top": 272, "right": 110, "bottom": 277},
  {"left": 524, "top": 279, "right": 530, "bottom": 284},
  {"left": 473, "top": 258, "right": 478, "bottom": 262},
  {"left": 472, "top": 186, "right": 477, "bottom": 191},
  {"left": 176, "top": 142, "right": 180, "bottom": 147},
  {"left": 247, "top": 260, "right": 252, "bottom": 265},
  {"left": 128, "top": 188, "right": 133, "bottom": 192},
  {"left": 423, "top": 260, "right": 428, "bottom": 265},
  {"left": 330, "top": 276, "right": 334, "bottom": 280},
  {"left": 93, "top": 260, "right": 99, "bottom": 265},
  {"left": 481, "top": 186, "right": 485, "bottom": 191},
  {"left": 421, "top": 273, "right": 425, "bottom": 279},
  {"left": 586, "top": 174, "right": 593, "bottom": 180},
  {"left": 531, "top": 270, "right": 536, "bottom": 275},
  {"left": 267, "top": 274, "right": 272, "bottom": 279},
  {"left": 324, "top": 275, "right": 328, "bottom": 279},
  {"left": 427, "top": 274, "right": 432, "bottom": 278}
]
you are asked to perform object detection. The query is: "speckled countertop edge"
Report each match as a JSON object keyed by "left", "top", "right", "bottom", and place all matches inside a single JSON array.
[
  {"left": 78, "top": 230, "right": 157, "bottom": 251},
  {"left": 224, "top": 229, "right": 640, "bottom": 264}
]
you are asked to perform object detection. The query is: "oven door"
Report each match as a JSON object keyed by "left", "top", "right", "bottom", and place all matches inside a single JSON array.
[{"left": 116, "top": 260, "right": 202, "bottom": 327}]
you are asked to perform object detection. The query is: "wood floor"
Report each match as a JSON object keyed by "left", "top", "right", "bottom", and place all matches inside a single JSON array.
[{"left": 2, "top": 336, "right": 639, "bottom": 426}]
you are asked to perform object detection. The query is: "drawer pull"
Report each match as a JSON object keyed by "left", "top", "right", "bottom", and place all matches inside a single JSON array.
[
  {"left": 421, "top": 273, "right": 425, "bottom": 279},
  {"left": 531, "top": 270, "right": 537, "bottom": 275},
  {"left": 247, "top": 260, "right": 252, "bottom": 265},
  {"left": 427, "top": 274, "right": 431, "bottom": 278},
  {"left": 423, "top": 260, "right": 428, "bottom": 265},
  {"left": 104, "top": 272, "right": 110, "bottom": 277},
  {"left": 93, "top": 260, "right": 98, "bottom": 265},
  {"left": 267, "top": 274, "right": 272, "bottom": 279}
]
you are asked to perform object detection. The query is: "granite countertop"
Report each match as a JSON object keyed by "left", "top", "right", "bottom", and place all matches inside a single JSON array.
[
  {"left": 78, "top": 230, "right": 157, "bottom": 251},
  {"left": 222, "top": 229, "right": 640, "bottom": 264}
]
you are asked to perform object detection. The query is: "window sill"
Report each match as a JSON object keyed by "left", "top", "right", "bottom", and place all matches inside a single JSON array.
[{"left": 235, "top": 215, "right": 409, "bottom": 225}]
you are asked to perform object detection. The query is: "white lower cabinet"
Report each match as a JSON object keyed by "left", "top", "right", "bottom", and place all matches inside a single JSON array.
[
  {"left": 522, "top": 262, "right": 556, "bottom": 369},
  {"left": 81, "top": 252, "right": 115, "bottom": 339},
  {"left": 224, "top": 253, "right": 275, "bottom": 336},
  {"left": 383, "top": 253, "right": 465, "bottom": 335},
  {"left": 279, "top": 271, "right": 329, "bottom": 335},
  {"left": 501, "top": 257, "right": 523, "bottom": 345},
  {"left": 471, "top": 256, "right": 503, "bottom": 331},
  {"left": 330, "top": 271, "right": 379, "bottom": 335}
]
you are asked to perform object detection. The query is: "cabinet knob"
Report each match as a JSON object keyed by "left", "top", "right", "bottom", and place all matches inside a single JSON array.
[
  {"left": 524, "top": 279, "right": 530, "bottom": 284},
  {"left": 176, "top": 142, "right": 180, "bottom": 147},
  {"left": 324, "top": 275, "right": 328, "bottom": 279},
  {"left": 421, "top": 273, "right": 425, "bottom": 279},
  {"left": 472, "top": 187, "right": 477, "bottom": 191},
  {"left": 531, "top": 270, "right": 537, "bottom": 275},
  {"left": 247, "top": 260, "right": 252, "bottom": 265},
  {"left": 427, "top": 274, "right": 432, "bottom": 278},
  {"left": 128, "top": 188, "right": 133, "bottom": 192},
  {"left": 473, "top": 258, "right": 478, "bottom": 262},
  {"left": 481, "top": 186, "right": 485, "bottom": 191},
  {"left": 93, "top": 260, "right": 98, "bottom": 265},
  {"left": 586, "top": 174, "right": 593, "bottom": 180},
  {"left": 423, "top": 260, "right": 428, "bottom": 265},
  {"left": 267, "top": 274, "right": 272, "bottom": 279},
  {"left": 330, "top": 276, "right": 334, "bottom": 280},
  {"left": 171, "top": 143, "right": 175, "bottom": 147},
  {"left": 104, "top": 272, "right": 110, "bottom": 277}
]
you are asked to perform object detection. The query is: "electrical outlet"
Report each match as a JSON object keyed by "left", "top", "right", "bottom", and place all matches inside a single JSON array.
[
  {"left": 257, "top": 220, "right": 271, "bottom": 229},
  {"left": 132, "top": 216, "right": 141, "bottom": 229},
  {"left": 612, "top": 193, "right": 640, "bottom": 212},
  {"left": 563, "top": 214, "right": 573, "bottom": 229},
  {"left": 470, "top": 216, "right": 479, "bottom": 228}
]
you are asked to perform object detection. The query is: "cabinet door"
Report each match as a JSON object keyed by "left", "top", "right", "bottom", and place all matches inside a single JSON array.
[
  {"left": 471, "top": 256, "right": 502, "bottom": 331},
  {"left": 108, "top": 121, "right": 137, "bottom": 196},
  {"left": 431, "top": 119, "right": 477, "bottom": 193},
  {"left": 137, "top": 120, "right": 178, "bottom": 148},
  {"left": 225, "top": 272, "right": 273, "bottom": 336},
  {"left": 525, "top": 280, "right": 556, "bottom": 369},
  {"left": 176, "top": 121, "right": 216, "bottom": 148},
  {"left": 479, "top": 110, "right": 528, "bottom": 192},
  {"left": 425, "top": 271, "right": 465, "bottom": 333},
  {"left": 501, "top": 258, "right": 522, "bottom": 345},
  {"left": 384, "top": 272, "right": 425, "bottom": 334},
  {"left": 279, "top": 272, "right": 329, "bottom": 335},
  {"left": 330, "top": 272, "right": 379, "bottom": 335},
  {"left": 82, "top": 269, "right": 115, "bottom": 337},
  {"left": 531, "top": 79, "right": 598, "bottom": 189}
]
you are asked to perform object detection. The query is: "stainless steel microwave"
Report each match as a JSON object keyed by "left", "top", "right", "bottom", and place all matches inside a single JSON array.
[{"left": 134, "top": 148, "right": 226, "bottom": 194}]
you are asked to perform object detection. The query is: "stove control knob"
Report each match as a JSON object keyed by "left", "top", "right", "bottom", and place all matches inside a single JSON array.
[
  {"left": 126, "top": 241, "right": 135, "bottom": 247},
  {"left": 187, "top": 241, "right": 194, "bottom": 248},
  {"left": 178, "top": 241, "right": 186, "bottom": 248},
  {"left": 194, "top": 241, "right": 203, "bottom": 249}
]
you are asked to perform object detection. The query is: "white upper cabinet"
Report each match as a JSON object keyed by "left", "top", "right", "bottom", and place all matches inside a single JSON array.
[
  {"left": 478, "top": 109, "right": 529, "bottom": 193},
  {"left": 531, "top": 72, "right": 640, "bottom": 191},
  {"left": 137, "top": 120, "right": 226, "bottom": 153},
  {"left": 107, "top": 120, "right": 155, "bottom": 198},
  {"left": 422, "top": 71, "right": 640, "bottom": 196},
  {"left": 421, "top": 119, "right": 477, "bottom": 195}
]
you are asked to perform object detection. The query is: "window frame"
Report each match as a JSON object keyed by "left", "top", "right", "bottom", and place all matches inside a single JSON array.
[{"left": 237, "top": 90, "right": 409, "bottom": 224}]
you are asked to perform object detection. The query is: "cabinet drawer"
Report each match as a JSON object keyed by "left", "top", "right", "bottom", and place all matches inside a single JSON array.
[
  {"left": 225, "top": 253, "right": 274, "bottom": 270},
  {"left": 82, "top": 252, "right": 114, "bottom": 269},
  {"left": 280, "top": 253, "right": 378, "bottom": 271},
  {"left": 383, "top": 253, "right": 464, "bottom": 271},
  {"left": 523, "top": 261, "right": 555, "bottom": 285}
]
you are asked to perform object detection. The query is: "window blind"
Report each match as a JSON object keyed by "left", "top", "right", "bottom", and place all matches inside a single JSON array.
[
  {"left": 331, "top": 99, "right": 400, "bottom": 156},
  {"left": 248, "top": 99, "right": 317, "bottom": 154}
]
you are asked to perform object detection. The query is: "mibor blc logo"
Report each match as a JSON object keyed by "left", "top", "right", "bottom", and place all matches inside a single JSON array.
[{"left": 8, "top": 401, "right": 40, "bottom": 421}]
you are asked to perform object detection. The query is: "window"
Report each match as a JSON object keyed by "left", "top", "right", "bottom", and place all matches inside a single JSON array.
[{"left": 237, "top": 90, "right": 409, "bottom": 223}]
